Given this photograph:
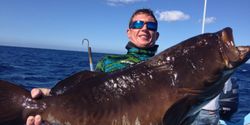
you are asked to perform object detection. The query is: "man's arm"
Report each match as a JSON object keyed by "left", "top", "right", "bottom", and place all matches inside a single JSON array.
[{"left": 95, "top": 57, "right": 105, "bottom": 72}]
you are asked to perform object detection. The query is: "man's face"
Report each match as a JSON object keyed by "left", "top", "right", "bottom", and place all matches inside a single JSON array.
[{"left": 127, "top": 13, "right": 159, "bottom": 48}]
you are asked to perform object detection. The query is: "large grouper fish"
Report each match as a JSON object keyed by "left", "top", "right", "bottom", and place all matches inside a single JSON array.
[{"left": 0, "top": 27, "right": 250, "bottom": 125}]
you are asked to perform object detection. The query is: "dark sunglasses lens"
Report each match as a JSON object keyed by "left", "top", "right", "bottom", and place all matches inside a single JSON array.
[
  {"left": 131, "top": 21, "right": 144, "bottom": 29},
  {"left": 130, "top": 21, "right": 157, "bottom": 31},
  {"left": 147, "top": 22, "right": 157, "bottom": 31}
]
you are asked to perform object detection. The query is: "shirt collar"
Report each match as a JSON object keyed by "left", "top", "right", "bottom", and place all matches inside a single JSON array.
[{"left": 125, "top": 42, "right": 159, "bottom": 56}]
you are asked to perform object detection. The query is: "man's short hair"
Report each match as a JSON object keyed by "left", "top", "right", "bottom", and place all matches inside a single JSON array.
[{"left": 128, "top": 8, "right": 158, "bottom": 28}]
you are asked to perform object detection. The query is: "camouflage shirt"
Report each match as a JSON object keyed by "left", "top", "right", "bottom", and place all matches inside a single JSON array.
[{"left": 95, "top": 42, "right": 158, "bottom": 73}]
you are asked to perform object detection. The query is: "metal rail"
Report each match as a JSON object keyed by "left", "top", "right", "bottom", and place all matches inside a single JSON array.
[{"left": 82, "top": 38, "right": 94, "bottom": 71}]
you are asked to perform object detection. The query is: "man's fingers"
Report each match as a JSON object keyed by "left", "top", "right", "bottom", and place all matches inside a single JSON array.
[
  {"left": 26, "top": 115, "right": 42, "bottom": 125},
  {"left": 26, "top": 116, "right": 35, "bottom": 125},
  {"left": 39, "top": 88, "right": 51, "bottom": 96},
  {"left": 31, "top": 88, "right": 42, "bottom": 98},
  {"left": 34, "top": 115, "right": 42, "bottom": 125}
]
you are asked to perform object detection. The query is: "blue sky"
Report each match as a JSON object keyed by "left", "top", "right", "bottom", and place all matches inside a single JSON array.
[{"left": 0, "top": 0, "right": 249, "bottom": 54}]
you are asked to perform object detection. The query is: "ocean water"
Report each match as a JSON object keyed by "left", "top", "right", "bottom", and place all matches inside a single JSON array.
[
  {"left": 0, "top": 45, "right": 104, "bottom": 89},
  {"left": 0, "top": 45, "right": 250, "bottom": 124}
]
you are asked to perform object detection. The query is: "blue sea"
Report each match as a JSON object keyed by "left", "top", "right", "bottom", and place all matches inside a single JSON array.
[{"left": 0, "top": 45, "right": 249, "bottom": 124}]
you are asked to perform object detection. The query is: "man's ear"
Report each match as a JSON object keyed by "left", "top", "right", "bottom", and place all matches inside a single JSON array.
[
  {"left": 155, "top": 32, "right": 160, "bottom": 41},
  {"left": 127, "top": 29, "right": 132, "bottom": 39}
]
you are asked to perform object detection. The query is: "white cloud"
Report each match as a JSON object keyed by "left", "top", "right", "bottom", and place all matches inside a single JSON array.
[
  {"left": 156, "top": 10, "right": 190, "bottom": 22},
  {"left": 199, "top": 17, "right": 216, "bottom": 24},
  {"left": 204, "top": 17, "right": 216, "bottom": 24},
  {"left": 107, "top": 0, "right": 147, "bottom": 6}
]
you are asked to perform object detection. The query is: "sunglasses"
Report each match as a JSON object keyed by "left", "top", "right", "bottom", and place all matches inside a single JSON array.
[{"left": 129, "top": 20, "right": 158, "bottom": 31}]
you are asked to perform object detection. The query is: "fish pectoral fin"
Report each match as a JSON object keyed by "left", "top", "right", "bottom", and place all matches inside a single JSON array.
[{"left": 163, "top": 96, "right": 199, "bottom": 125}]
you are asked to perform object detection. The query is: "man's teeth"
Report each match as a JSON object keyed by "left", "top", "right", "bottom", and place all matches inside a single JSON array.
[{"left": 140, "top": 35, "right": 148, "bottom": 39}]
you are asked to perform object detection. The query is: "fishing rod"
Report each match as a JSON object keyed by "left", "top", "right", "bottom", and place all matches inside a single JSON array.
[
  {"left": 201, "top": 0, "right": 207, "bottom": 34},
  {"left": 82, "top": 38, "right": 94, "bottom": 71}
]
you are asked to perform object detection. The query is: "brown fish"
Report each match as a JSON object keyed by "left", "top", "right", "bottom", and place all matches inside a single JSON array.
[{"left": 0, "top": 27, "right": 249, "bottom": 125}]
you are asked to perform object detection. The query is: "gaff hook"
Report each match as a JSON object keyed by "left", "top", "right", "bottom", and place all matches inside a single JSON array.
[{"left": 82, "top": 38, "right": 94, "bottom": 71}]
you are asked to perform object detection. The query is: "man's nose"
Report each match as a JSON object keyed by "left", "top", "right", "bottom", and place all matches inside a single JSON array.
[{"left": 141, "top": 23, "right": 147, "bottom": 30}]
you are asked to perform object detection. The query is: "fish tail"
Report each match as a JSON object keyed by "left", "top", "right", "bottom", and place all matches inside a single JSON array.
[{"left": 0, "top": 80, "right": 32, "bottom": 125}]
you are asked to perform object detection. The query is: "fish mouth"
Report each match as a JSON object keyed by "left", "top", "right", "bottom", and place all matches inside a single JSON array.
[
  {"left": 219, "top": 27, "right": 250, "bottom": 68},
  {"left": 221, "top": 27, "right": 235, "bottom": 47},
  {"left": 236, "top": 46, "right": 250, "bottom": 64}
]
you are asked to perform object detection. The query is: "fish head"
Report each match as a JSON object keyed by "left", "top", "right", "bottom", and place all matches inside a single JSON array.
[
  {"left": 191, "top": 27, "right": 250, "bottom": 77},
  {"left": 217, "top": 27, "right": 250, "bottom": 69},
  {"left": 199, "top": 27, "right": 250, "bottom": 96},
  {"left": 200, "top": 27, "right": 250, "bottom": 96},
  {"left": 168, "top": 27, "right": 250, "bottom": 91},
  {"left": 199, "top": 27, "right": 250, "bottom": 86}
]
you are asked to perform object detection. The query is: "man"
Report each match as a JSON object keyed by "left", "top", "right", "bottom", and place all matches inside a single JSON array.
[
  {"left": 192, "top": 95, "right": 220, "bottom": 125},
  {"left": 26, "top": 8, "right": 159, "bottom": 125},
  {"left": 27, "top": 8, "right": 223, "bottom": 125},
  {"left": 192, "top": 78, "right": 233, "bottom": 125}
]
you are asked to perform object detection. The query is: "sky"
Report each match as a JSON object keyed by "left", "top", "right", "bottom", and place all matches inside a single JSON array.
[{"left": 0, "top": 0, "right": 249, "bottom": 55}]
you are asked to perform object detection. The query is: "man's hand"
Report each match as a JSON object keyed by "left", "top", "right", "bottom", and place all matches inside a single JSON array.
[
  {"left": 26, "top": 115, "right": 42, "bottom": 125},
  {"left": 26, "top": 88, "right": 51, "bottom": 125},
  {"left": 31, "top": 88, "right": 51, "bottom": 98}
]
